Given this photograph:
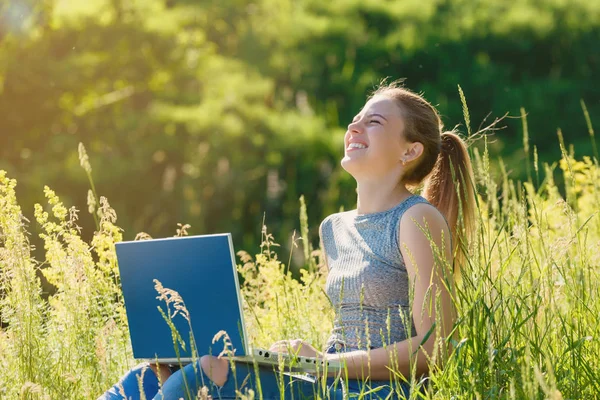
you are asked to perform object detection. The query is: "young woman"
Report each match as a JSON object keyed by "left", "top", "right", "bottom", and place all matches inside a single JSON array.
[{"left": 100, "top": 82, "right": 475, "bottom": 399}]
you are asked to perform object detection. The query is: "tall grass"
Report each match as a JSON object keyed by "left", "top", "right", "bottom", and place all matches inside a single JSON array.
[
  {"left": 0, "top": 163, "right": 131, "bottom": 398},
  {"left": 429, "top": 144, "right": 600, "bottom": 399},
  {"left": 1, "top": 124, "right": 599, "bottom": 398}
]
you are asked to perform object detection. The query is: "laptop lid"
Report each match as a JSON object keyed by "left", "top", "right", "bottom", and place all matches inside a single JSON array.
[{"left": 115, "top": 233, "right": 248, "bottom": 361}]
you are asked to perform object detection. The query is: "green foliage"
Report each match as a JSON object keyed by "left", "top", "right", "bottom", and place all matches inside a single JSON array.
[
  {"left": 1, "top": 131, "right": 598, "bottom": 396},
  {"left": 1, "top": 0, "right": 597, "bottom": 256},
  {"left": 1, "top": 137, "right": 600, "bottom": 397},
  {"left": 0, "top": 171, "right": 47, "bottom": 397},
  {"left": 0, "top": 171, "right": 130, "bottom": 398},
  {"left": 432, "top": 145, "right": 600, "bottom": 399},
  {"left": 0, "top": 1, "right": 599, "bottom": 396},
  {"left": 237, "top": 225, "right": 333, "bottom": 350}
]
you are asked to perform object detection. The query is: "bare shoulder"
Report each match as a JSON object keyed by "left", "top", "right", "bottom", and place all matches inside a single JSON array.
[
  {"left": 399, "top": 202, "right": 449, "bottom": 237},
  {"left": 398, "top": 202, "right": 452, "bottom": 276},
  {"left": 398, "top": 203, "right": 451, "bottom": 266}
]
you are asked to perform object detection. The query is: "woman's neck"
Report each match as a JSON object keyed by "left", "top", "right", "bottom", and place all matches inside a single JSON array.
[{"left": 355, "top": 178, "right": 412, "bottom": 215}]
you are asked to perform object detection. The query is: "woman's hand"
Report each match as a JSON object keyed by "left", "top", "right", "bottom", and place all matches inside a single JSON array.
[{"left": 268, "top": 339, "right": 322, "bottom": 358}]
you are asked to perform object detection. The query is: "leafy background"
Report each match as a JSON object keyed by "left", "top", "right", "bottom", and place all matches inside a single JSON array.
[{"left": 1, "top": 0, "right": 598, "bottom": 264}]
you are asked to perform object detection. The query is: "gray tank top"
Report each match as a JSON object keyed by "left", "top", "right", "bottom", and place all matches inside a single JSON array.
[{"left": 320, "top": 195, "right": 430, "bottom": 351}]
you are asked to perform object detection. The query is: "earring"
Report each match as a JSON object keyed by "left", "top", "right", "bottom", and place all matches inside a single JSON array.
[{"left": 401, "top": 158, "right": 406, "bottom": 166}]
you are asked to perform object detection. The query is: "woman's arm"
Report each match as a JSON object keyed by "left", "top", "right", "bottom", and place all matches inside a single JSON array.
[{"left": 326, "top": 203, "right": 454, "bottom": 380}]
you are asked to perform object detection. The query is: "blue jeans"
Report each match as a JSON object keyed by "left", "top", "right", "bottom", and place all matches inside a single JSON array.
[{"left": 99, "top": 360, "right": 412, "bottom": 399}]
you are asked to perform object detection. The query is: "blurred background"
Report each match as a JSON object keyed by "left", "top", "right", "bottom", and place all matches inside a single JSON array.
[{"left": 1, "top": 0, "right": 598, "bottom": 263}]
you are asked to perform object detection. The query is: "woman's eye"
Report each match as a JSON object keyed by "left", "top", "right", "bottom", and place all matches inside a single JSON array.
[{"left": 370, "top": 120, "right": 381, "bottom": 124}]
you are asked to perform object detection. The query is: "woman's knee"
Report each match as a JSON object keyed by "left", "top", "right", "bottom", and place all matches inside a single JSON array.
[{"left": 200, "top": 355, "right": 230, "bottom": 387}]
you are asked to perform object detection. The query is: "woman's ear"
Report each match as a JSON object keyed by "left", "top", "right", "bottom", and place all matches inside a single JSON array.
[{"left": 403, "top": 142, "right": 424, "bottom": 163}]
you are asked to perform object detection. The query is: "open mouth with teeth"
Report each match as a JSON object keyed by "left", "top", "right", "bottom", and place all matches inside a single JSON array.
[{"left": 347, "top": 142, "right": 368, "bottom": 151}]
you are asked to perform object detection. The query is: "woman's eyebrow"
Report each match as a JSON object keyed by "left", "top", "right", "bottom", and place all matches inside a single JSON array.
[
  {"left": 352, "top": 113, "right": 387, "bottom": 122},
  {"left": 367, "top": 113, "right": 388, "bottom": 121}
]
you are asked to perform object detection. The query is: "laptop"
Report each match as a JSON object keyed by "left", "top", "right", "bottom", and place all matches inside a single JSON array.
[{"left": 115, "top": 233, "right": 341, "bottom": 373}]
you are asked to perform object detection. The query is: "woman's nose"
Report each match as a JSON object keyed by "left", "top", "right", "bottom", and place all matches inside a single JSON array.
[{"left": 347, "top": 120, "right": 362, "bottom": 134}]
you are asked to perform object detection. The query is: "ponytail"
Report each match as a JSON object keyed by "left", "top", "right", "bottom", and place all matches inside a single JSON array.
[{"left": 422, "top": 131, "right": 476, "bottom": 259}]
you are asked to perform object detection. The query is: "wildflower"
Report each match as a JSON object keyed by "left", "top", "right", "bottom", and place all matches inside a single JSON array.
[
  {"left": 213, "top": 330, "right": 235, "bottom": 357},
  {"left": 154, "top": 279, "right": 190, "bottom": 323},
  {"left": 78, "top": 142, "right": 92, "bottom": 174},
  {"left": 87, "top": 189, "right": 96, "bottom": 215}
]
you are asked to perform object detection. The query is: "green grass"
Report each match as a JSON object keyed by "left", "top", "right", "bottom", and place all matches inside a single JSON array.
[{"left": 1, "top": 129, "right": 599, "bottom": 398}]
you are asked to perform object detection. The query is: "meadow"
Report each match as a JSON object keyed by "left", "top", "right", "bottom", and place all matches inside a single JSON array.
[{"left": 1, "top": 113, "right": 599, "bottom": 399}]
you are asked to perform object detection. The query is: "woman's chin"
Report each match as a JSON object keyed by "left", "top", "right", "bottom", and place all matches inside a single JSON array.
[{"left": 341, "top": 155, "right": 364, "bottom": 175}]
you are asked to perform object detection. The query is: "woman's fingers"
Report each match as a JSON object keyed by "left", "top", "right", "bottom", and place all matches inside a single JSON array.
[
  {"left": 268, "top": 340, "right": 287, "bottom": 347},
  {"left": 268, "top": 339, "right": 304, "bottom": 353},
  {"left": 266, "top": 340, "right": 321, "bottom": 358},
  {"left": 268, "top": 341, "right": 290, "bottom": 352}
]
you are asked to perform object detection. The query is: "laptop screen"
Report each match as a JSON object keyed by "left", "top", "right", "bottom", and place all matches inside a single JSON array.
[{"left": 116, "top": 233, "right": 247, "bottom": 361}]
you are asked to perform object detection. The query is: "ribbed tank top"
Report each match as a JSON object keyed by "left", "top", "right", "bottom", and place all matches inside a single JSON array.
[{"left": 320, "top": 194, "right": 430, "bottom": 351}]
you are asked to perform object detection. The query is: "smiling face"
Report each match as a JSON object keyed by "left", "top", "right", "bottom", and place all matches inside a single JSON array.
[{"left": 341, "top": 95, "right": 422, "bottom": 180}]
